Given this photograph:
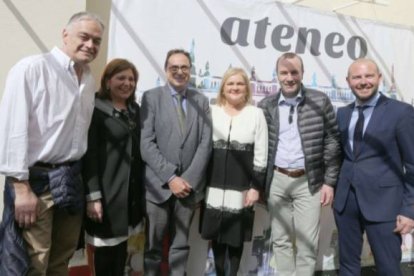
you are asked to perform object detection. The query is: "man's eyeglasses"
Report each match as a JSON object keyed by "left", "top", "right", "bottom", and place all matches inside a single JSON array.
[{"left": 168, "top": 65, "right": 190, "bottom": 73}]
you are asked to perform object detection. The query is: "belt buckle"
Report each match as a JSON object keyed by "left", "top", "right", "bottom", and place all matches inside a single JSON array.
[
  {"left": 288, "top": 170, "right": 297, "bottom": 177},
  {"left": 289, "top": 169, "right": 304, "bottom": 178}
]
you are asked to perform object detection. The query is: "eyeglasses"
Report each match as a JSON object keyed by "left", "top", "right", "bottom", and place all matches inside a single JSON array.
[{"left": 168, "top": 65, "right": 190, "bottom": 73}]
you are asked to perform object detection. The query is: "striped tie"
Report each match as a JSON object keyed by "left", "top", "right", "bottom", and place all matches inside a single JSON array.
[{"left": 174, "top": 93, "right": 186, "bottom": 134}]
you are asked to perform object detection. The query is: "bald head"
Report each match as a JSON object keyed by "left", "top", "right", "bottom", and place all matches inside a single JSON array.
[
  {"left": 346, "top": 58, "right": 382, "bottom": 104},
  {"left": 347, "top": 58, "right": 380, "bottom": 78}
]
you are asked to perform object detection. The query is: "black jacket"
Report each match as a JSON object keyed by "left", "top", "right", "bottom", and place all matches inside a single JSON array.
[
  {"left": 258, "top": 86, "right": 341, "bottom": 196},
  {"left": 83, "top": 98, "right": 144, "bottom": 238}
]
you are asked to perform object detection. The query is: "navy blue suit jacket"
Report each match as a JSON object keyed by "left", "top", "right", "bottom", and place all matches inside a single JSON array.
[{"left": 334, "top": 94, "right": 414, "bottom": 222}]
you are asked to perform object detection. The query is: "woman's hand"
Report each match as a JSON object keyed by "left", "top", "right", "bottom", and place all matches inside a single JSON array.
[
  {"left": 244, "top": 188, "right": 259, "bottom": 207},
  {"left": 87, "top": 199, "right": 103, "bottom": 223}
]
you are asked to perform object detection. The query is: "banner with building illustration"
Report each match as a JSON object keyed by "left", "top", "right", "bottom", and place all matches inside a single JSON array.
[{"left": 107, "top": 0, "right": 414, "bottom": 274}]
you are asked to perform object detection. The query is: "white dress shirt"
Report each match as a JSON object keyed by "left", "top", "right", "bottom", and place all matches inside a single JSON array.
[{"left": 0, "top": 47, "right": 96, "bottom": 180}]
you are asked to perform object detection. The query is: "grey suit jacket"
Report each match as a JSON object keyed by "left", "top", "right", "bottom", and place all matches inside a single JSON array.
[{"left": 140, "top": 85, "right": 212, "bottom": 204}]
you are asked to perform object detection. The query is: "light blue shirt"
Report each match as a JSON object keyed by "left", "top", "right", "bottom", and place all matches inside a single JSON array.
[
  {"left": 168, "top": 83, "right": 187, "bottom": 114},
  {"left": 348, "top": 92, "right": 381, "bottom": 151},
  {"left": 275, "top": 92, "right": 305, "bottom": 169}
]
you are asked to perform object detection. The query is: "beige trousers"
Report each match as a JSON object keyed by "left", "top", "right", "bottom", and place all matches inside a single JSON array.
[
  {"left": 22, "top": 191, "right": 83, "bottom": 276},
  {"left": 268, "top": 170, "right": 321, "bottom": 276}
]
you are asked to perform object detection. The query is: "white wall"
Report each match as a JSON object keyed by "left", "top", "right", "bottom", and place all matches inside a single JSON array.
[{"left": 278, "top": 0, "right": 414, "bottom": 27}]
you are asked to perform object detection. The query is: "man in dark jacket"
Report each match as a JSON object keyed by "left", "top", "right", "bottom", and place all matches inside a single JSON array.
[
  {"left": 334, "top": 58, "right": 414, "bottom": 276},
  {"left": 258, "top": 52, "right": 341, "bottom": 276}
]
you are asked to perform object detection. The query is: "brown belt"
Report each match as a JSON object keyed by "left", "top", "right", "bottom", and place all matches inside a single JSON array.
[{"left": 274, "top": 166, "right": 305, "bottom": 178}]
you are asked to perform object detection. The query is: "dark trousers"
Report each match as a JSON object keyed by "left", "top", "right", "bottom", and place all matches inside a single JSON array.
[
  {"left": 334, "top": 187, "right": 402, "bottom": 276},
  {"left": 211, "top": 240, "right": 243, "bottom": 276},
  {"left": 94, "top": 241, "right": 128, "bottom": 276}
]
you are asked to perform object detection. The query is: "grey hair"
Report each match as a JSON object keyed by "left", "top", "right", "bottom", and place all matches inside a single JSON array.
[{"left": 66, "top": 11, "right": 105, "bottom": 31}]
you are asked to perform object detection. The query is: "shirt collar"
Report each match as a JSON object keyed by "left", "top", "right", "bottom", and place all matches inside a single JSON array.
[
  {"left": 167, "top": 83, "right": 187, "bottom": 98},
  {"left": 278, "top": 89, "right": 303, "bottom": 106},
  {"left": 51, "top": 46, "right": 90, "bottom": 73}
]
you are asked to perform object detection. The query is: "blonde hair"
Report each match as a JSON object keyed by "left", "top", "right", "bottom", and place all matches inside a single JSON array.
[{"left": 216, "top": 67, "right": 252, "bottom": 106}]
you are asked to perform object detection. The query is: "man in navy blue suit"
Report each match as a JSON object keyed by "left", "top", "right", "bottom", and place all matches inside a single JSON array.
[{"left": 334, "top": 58, "right": 414, "bottom": 275}]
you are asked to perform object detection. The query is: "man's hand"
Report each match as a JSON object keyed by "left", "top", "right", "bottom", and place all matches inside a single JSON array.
[
  {"left": 13, "top": 180, "right": 39, "bottom": 228},
  {"left": 244, "top": 188, "right": 259, "bottom": 207},
  {"left": 320, "top": 184, "right": 334, "bottom": 207},
  {"left": 168, "top": 176, "right": 192, "bottom": 198},
  {"left": 87, "top": 199, "right": 103, "bottom": 223},
  {"left": 394, "top": 215, "right": 414, "bottom": 235}
]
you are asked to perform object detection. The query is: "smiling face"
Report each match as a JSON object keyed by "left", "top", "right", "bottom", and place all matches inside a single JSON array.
[
  {"left": 62, "top": 18, "right": 103, "bottom": 65},
  {"left": 107, "top": 69, "right": 136, "bottom": 104},
  {"left": 277, "top": 56, "right": 303, "bottom": 98},
  {"left": 165, "top": 53, "right": 191, "bottom": 92},
  {"left": 223, "top": 73, "right": 248, "bottom": 108},
  {"left": 347, "top": 59, "right": 382, "bottom": 104}
]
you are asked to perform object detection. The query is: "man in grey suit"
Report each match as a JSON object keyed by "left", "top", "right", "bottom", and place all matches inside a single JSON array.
[{"left": 140, "top": 49, "right": 212, "bottom": 275}]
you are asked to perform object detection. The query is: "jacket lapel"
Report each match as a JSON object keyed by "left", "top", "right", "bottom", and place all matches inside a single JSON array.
[
  {"left": 95, "top": 98, "right": 138, "bottom": 140},
  {"left": 361, "top": 94, "right": 388, "bottom": 152},
  {"left": 161, "top": 86, "right": 184, "bottom": 138},
  {"left": 182, "top": 89, "right": 197, "bottom": 141},
  {"left": 342, "top": 103, "right": 354, "bottom": 157}
]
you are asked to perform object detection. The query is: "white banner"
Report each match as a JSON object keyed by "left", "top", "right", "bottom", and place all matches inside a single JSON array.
[{"left": 108, "top": 0, "right": 414, "bottom": 274}]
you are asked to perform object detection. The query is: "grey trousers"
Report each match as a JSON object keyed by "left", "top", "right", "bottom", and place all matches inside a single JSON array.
[
  {"left": 267, "top": 171, "right": 321, "bottom": 276},
  {"left": 144, "top": 196, "right": 195, "bottom": 276}
]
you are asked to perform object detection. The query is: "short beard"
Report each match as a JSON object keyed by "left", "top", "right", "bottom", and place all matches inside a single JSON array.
[{"left": 353, "top": 88, "right": 379, "bottom": 104}]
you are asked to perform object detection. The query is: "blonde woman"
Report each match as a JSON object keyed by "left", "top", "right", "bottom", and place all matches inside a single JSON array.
[{"left": 200, "top": 68, "right": 268, "bottom": 275}]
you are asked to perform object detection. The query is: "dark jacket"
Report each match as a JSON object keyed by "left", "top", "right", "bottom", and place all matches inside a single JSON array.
[
  {"left": 83, "top": 98, "right": 144, "bottom": 238},
  {"left": 0, "top": 180, "right": 30, "bottom": 276},
  {"left": 334, "top": 95, "right": 414, "bottom": 221},
  {"left": 258, "top": 86, "right": 341, "bottom": 197}
]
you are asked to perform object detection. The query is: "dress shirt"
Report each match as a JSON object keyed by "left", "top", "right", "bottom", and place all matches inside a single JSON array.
[
  {"left": 275, "top": 92, "right": 305, "bottom": 169},
  {"left": 0, "top": 47, "right": 96, "bottom": 180},
  {"left": 168, "top": 83, "right": 187, "bottom": 114},
  {"left": 348, "top": 92, "right": 381, "bottom": 151}
]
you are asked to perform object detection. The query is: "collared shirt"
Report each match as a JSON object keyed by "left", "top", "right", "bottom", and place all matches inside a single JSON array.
[
  {"left": 0, "top": 47, "right": 96, "bottom": 180},
  {"left": 167, "top": 83, "right": 187, "bottom": 114},
  {"left": 275, "top": 92, "right": 305, "bottom": 169},
  {"left": 348, "top": 92, "right": 381, "bottom": 151}
]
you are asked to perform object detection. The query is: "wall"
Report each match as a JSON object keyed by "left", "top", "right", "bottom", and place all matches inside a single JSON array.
[{"left": 279, "top": 0, "right": 414, "bottom": 28}]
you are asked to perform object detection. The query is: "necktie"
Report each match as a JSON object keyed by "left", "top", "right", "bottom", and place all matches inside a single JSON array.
[
  {"left": 353, "top": 106, "right": 366, "bottom": 157},
  {"left": 174, "top": 93, "right": 186, "bottom": 134}
]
